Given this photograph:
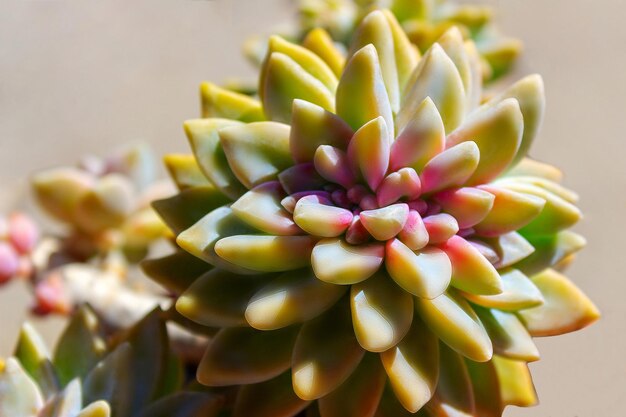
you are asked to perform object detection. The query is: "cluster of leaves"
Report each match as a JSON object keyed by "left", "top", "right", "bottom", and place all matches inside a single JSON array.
[{"left": 0, "top": 306, "right": 223, "bottom": 417}]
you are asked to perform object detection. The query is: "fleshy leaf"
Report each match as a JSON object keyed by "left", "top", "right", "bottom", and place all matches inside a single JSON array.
[
  {"left": 437, "top": 28, "right": 472, "bottom": 103},
  {"left": 518, "top": 269, "right": 600, "bottom": 336},
  {"left": 420, "top": 141, "right": 480, "bottom": 194},
  {"left": 380, "top": 316, "right": 439, "bottom": 412},
  {"left": 279, "top": 163, "right": 327, "bottom": 194},
  {"left": 141, "top": 251, "right": 210, "bottom": 294},
  {"left": 199, "top": 82, "right": 264, "bottom": 122},
  {"left": 311, "top": 238, "right": 384, "bottom": 284},
  {"left": 32, "top": 167, "right": 93, "bottom": 222},
  {"left": 302, "top": 28, "right": 346, "bottom": 77},
  {"left": 464, "top": 359, "right": 502, "bottom": 417},
  {"left": 482, "top": 232, "right": 535, "bottom": 269},
  {"left": 499, "top": 182, "right": 582, "bottom": 236},
  {"left": 289, "top": 100, "right": 353, "bottom": 163},
  {"left": 293, "top": 196, "right": 354, "bottom": 238},
  {"left": 135, "top": 392, "right": 222, "bottom": 417},
  {"left": 385, "top": 238, "right": 451, "bottom": 299},
  {"left": 422, "top": 213, "right": 459, "bottom": 244},
  {"left": 76, "top": 401, "right": 111, "bottom": 417},
  {"left": 262, "top": 52, "right": 335, "bottom": 123},
  {"left": 231, "top": 182, "right": 300, "bottom": 235},
  {"left": 360, "top": 203, "right": 409, "bottom": 241},
  {"left": 314, "top": 146, "right": 356, "bottom": 189},
  {"left": 198, "top": 327, "right": 298, "bottom": 386},
  {"left": 416, "top": 291, "right": 492, "bottom": 362},
  {"left": 214, "top": 235, "right": 317, "bottom": 272},
  {"left": 349, "top": 10, "right": 400, "bottom": 112},
  {"left": 176, "top": 206, "right": 258, "bottom": 274},
  {"left": 489, "top": 75, "right": 545, "bottom": 166},
  {"left": 177, "top": 269, "right": 266, "bottom": 328},
  {"left": 446, "top": 98, "right": 523, "bottom": 184},
  {"left": 399, "top": 43, "right": 465, "bottom": 134},
  {"left": 441, "top": 235, "right": 502, "bottom": 295},
  {"left": 318, "top": 353, "right": 386, "bottom": 417},
  {"left": 73, "top": 174, "right": 133, "bottom": 233},
  {"left": 348, "top": 117, "right": 391, "bottom": 191},
  {"left": 261, "top": 36, "right": 338, "bottom": 100},
  {"left": 14, "top": 323, "right": 58, "bottom": 397},
  {"left": 516, "top": 231, "right": 586, "bottom": 276},
  {"left": 382, "top": 9, "right": 420, "bottom": 92},
  {"left": 219, "top": 122, "right": 293, "bottom": 189},
  {"left": 463, "top": 268, "right": 543, "bottom": 311},
  {"left": 163, "top": 154, "right": 210, "bottom": 191},
  {"left": 292, "top": 302, "right": 364, "bottom": 400},
  {"left": 233, "top": 372, "right": 310, "bottom": 417},
  {"left": 336, "top": 44, "right": 394, "bottom": 140},
  {"left": 473, "top": 307, "right": 539, "bottom": 361},
  {"left": 505, "top": 158, "right": 563, "bottom": 182},
  {"left": 398, "top": 209, "right": 429, "bottom": 250},
  {"left": 246, "top": 268, "right": 347, "bottom": 330},
  {"left": 434, "top": 187, "right": 494, "bottom": 229},
  {"left": 153, "top": 186, "right": 231, "bottom": 235},
  {"left": 83, "top": 343, "right": 133, "bottom": 417},
  {"left": 0, "top": 358, "right": 44, "bottom": 417},
  {"left": 390, "top": 98, "right": 445, "bottom": 173},
  {"left": 474, "top": 185, "right": 545, "bottom": 237},
  {"left": 53, "top": 306, "right": 106, "bottom": 387},
  {"left": 184, "top": 118, "right": 246, "bottom": 199},
  {"left": 492, "top": 356, "right": 538, "bottom": 408},
  {"left": 350, "top": 271, "right": 413, "bottom": 352},
  {"left": 376, "top": 168, "right": 422, "bottom": 207}
]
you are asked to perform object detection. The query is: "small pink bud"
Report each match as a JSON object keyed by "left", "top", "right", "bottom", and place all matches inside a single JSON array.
[
  {"left": 0, "top": 242, "right": 20, "bottom": 284},
  {"left": 8, "top": 213, "right": 39, "bottom": 254},
  {"left": 345, "top": 216, "right": 371, "bottom": 245},
  {"left": 331, "top": 190, "right": 351, "bottom": 209},
  {"left": 407, "top": 199, "right": 428, "bottom": 215},
  {"left": 359, "top": 194, "right": 379, "bottom": 210},
  {"left": 347, "top": 185, "right": 369, "bottom": 204},
  {"left": 33, "top": 274, "right": 71, "bottom": 315}
]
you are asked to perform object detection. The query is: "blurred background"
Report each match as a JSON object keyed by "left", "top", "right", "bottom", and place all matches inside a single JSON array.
[{"left": 0, "top": 0, "right": 623, "bottom": 415}]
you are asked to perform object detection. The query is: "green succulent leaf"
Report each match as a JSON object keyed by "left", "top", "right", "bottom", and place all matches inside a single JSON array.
[
  {"left": 318, "top": 352, "right": 386, "bottom": 417},
  {"left": 246, "top": 268, "right": 347, "bottom": 330},
  {"left": 163, "top": 154, "right": 211, "bottom": 191},
  {"left": 219, "top": 122, "right": 293, "bottom": 189},
  {"left": 292, "top": 301, "right": 364, "bottom": 400},
  {"left": 14, "top": 323, "right": 59, "bottom": 398},
  {"left": 177, "top": 268, "right": 267, "bottom": 328},
  {"left": 232, "top": 372, "right": 310, "bottom": 417},
  {"left": 0, "top": 358, "right": 45, "bottom": 417},
  {"left": 200, "top": 82, "right": 265, "bottom": 122},
  {"left": 380, "top": 316, "right": 439, "bottom": 413},
  {"left": 152, "top": 186, "right": 231, "bottom": 235},
  {"left": 198, "top": 326, "right": 299, "bottom": 386},
  {"left": 336, "top": 44, "right": 394, "bottom": 140},
  {"left": 53, "top": 306, "right": 106, "bottom": 387},
  {"left": 350, "top": 271, "right": 414, "bottom": 352},
  {"left": 141, "top": 251, "right": 211, "bottom": 294},
  {"left": 184, "top": 118, "right": 246, "bottom": 200}
]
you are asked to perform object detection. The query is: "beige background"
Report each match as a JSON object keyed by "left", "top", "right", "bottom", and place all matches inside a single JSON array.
[{"left": 0, "top": 0, "right": 623, "bottom": 415}]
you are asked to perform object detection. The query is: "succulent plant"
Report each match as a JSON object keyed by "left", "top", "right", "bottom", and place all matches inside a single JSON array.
[
  {"left": 21, "top": 144, "right": 175, "bottom": 323},
  {"left": 31, "top": 143, "right": 169, "bottom": 264},
  {"left": 0, "top": 212, "right": 39, "bottom": 285},
  {"left": 146, "top": 8, "right": 599, "bottom": 417},
  {"left": 0, "top": 305, "right": 223, "bottom": 417},
  {"left": 246, "top": 0, "right": 521, "bottom": 82}
]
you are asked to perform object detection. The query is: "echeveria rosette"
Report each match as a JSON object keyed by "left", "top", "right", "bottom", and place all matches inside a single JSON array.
[
  {"left": 0, "top": 306, "right": 224, "bottom": 417},
  {"left": 149, "top": 10, "right": 598, "bottom": 417}
]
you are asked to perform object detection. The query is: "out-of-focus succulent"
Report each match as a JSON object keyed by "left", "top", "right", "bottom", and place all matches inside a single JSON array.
[
  {"left": 0, "top": 305, "right": 223, "bottom": 417},
  {"left": 0, "top": 212, "right": 39, "bottom": 285},
  {"left": 25, "top": 144, "right": 174, "bottom": 324},
  {"left": 246, "top": 0, "right": 521, "bottom": 82},
  {"left": 146, "top": 9, "right": 597, "bottom": 417},
  {"left": 31, "top": 143, "right": 170, "bottom": 264}
]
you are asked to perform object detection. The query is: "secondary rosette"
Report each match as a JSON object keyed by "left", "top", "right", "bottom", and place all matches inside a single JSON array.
[{"left": 149, "top": 10, "right": 598, "bottom": 417}]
